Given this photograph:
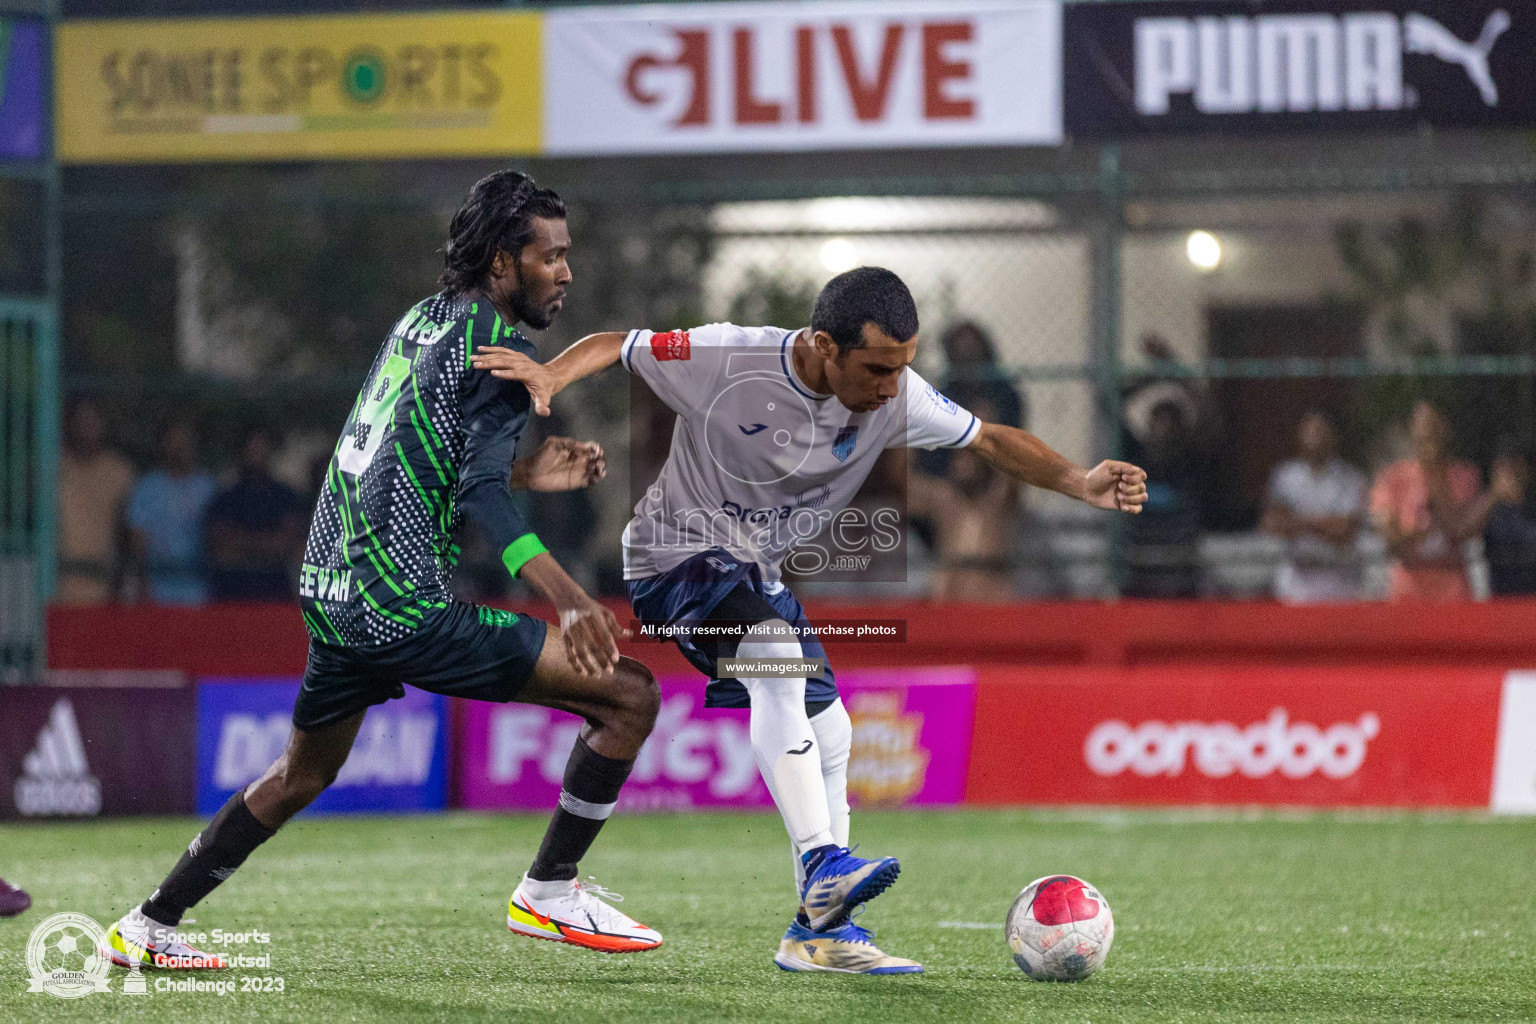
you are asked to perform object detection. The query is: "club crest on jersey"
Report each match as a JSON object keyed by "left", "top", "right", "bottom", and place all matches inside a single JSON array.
[
  {"left": 650, "top": 330, "right": 690, "bottom": 361},
  {"left": 832, "top": 426, "right": 859, "bottom": 462}
]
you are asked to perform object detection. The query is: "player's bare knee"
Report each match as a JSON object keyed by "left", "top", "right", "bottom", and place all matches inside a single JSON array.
[
  {"left": 275, "top": 755, "right": 338, "bottom": 812},
  {"left": 613, "top": 657, "right": 660, "bottom": 735}
]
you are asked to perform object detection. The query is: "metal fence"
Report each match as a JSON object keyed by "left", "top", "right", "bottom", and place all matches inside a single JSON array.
[
  {"left": 27, "top": 125, "right": 1536, "bottom": 655},
  {"left": 1, "top": 300, "right": 57, "bottom": 681}
]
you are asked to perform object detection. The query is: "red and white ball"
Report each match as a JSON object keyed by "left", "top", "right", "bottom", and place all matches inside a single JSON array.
[{"left": 1005, "top": 875, "right": 1114, "bottom": 981}]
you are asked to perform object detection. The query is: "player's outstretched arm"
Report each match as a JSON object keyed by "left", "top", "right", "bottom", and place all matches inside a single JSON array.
[
  {"left": 967, "top": 421, "right": 1148, "bottom": 513},
  {"left": 472, "top": 331, "right": 627, "bottom": 416},
  {"left": 510, "top": 437, "right": 607, "bottom": 492}
]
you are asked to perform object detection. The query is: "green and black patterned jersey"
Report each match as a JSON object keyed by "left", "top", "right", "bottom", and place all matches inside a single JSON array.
[{"left": 299, "top": 292, "right": 547, "bottom": 646}]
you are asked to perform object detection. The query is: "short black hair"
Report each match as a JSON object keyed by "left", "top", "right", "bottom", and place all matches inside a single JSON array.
[
  {"left": 439, "top": 170, "right": 566, "bottom": 297},
  {"left": 810, "top": 267, "right": 919, "bottom": 351}
]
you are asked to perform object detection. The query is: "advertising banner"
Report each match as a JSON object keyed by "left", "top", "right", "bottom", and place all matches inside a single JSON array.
[
  {"left": 967, "top": 666, "right": 1506, "bottom": 807},
  {"left": 456, "top": 667, "right": 976, "bottom": 812},
  {"left": 543, "top": 1, "right": 1061, "bottom": 155},
  {"left": 1491, "top": 672, "right": 1536, "bottom": 814},
  {"left": 196, "top": 678, "right": 447, "bottom": 815},
  {"left": 0, "top": 18, "right": 46, "bottom": 160},
  {"left": 1065, "top": 0, "right": 1536, "bottom": 136},
  {"left": 0, "top": 686, "right": 195, "bottom": 819},
  {"left": 56, "top": 11, "right": 541, "bottom": 164}
]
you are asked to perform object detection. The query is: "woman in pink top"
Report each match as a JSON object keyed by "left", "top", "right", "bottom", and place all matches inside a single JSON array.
[{"left": 1371, "top": 401, "right": 1494, "bottom": 601}]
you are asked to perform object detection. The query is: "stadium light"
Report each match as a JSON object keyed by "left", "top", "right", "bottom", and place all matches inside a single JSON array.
[
  {"left": 820, "top": 237, "right": 860, "bottom": 273},
  {"left": 1186, "top": 230, "right": 1222, "bottom": 271}
]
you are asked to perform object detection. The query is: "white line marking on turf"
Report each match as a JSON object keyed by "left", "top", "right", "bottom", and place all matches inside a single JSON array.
[
  {"left": 1130, "top": 963, "right": 1452, "bottom": 974},
  {"left": 937, "top": 921, "right": 996, "bottom": 930}
]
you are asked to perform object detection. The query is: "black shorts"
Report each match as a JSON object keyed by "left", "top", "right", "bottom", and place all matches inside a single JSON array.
[{"left": 293, "top": 600, "right": 548, "bottom": 731}]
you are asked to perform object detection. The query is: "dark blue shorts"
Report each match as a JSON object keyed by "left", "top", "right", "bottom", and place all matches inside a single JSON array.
[
  {"left": 294, "top": 600, "right": 548, "bottom": 731},
  {"left": 625, "top": 548, "right": 837, "bottom": 710}
]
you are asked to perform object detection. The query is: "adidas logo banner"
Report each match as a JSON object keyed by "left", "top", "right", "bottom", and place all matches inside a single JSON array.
[
  {"left": 1065, "top": 0, "right": 1536, "bottom": 136},
  {"left": 1, "top": 686, "right": 196, "bottom": 820},
  {"left": 15, "top": 699, "right": 101, "bottom": 816}
]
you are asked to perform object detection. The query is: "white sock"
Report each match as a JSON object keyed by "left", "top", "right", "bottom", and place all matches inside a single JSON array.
[
  {"left": 738, "top": 620, "right": 836, "bottom": 856},
  {"left": 519, "top": 873, "right": 574, "bottom": 901},
  {"left": 794, "top": 699, "right": 853, "bottom": 893}
]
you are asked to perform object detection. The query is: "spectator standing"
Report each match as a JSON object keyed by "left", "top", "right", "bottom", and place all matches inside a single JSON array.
[
  {"left": 1121, "top": 399, "right": 1215, "bottom": 598},
  {"left": 205, "top": 426, "right": 305, "bottom": 602},
  {"left": 909, "top": 394, "right": 1021, "bottom": 600},
  {"left": 126, "top": 418, "right": 216, "bottom": 606},
  {"left": 938, "top": 321, "right": 1026, "bottom": 429},
  {"left": 55, "top": 397, "right": 134, "bottom": 604},
  {"left": 1481, "top": 438, "right": 1536, "bottom": 596},
  {"left": 1260, "top": 409, "right": 1367, "bottom": 603},
  {"left": 1370, "top": 401, "right": 1484, "bottom": 602}
]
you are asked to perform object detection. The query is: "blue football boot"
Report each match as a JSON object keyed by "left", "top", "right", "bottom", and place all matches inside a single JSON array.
[
  {"left": 774, "top": 915, "right": 922, "bottom": 974},
  {"left": 799, "top": 845, "right": 900, "bottom": 931}
]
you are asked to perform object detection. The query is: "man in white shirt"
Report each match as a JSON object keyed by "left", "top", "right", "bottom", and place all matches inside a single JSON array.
[
  {"left": 472, "top": 267, "right": 1148, "bottom": 973},
  {"left": 1260, "top": 409, "right": 1367, "bottom": 603}
]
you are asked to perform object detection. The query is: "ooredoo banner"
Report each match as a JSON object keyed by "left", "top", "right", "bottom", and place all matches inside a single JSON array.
[
  {"left": 967, "top": 666, "right": 1507, "bottom": 807},
  {"left": 196, "top": 679, "right": 448, "bottom": 815},
  {"left": 455, "top": 667, "right": 976, "bottom": 812},
  {"left": 543, "top": 1, "right": 1061, "bottom": 155},
  {"left": 0, "top": 686, "right": 195, "bottom": 819}
]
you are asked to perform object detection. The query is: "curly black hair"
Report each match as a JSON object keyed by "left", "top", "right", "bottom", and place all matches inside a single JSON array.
[
  {"left": 438, "top": 170, "right": 566, "bottom": 297},
  {"left": 810, "top": 266, "right": 919, "bottom": 352}
]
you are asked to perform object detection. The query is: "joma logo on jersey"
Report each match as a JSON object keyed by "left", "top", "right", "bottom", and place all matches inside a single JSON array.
[
  {"left": 1135, "top": 10, "right": 1512, "bottom": 116},
  {"left": 299, "top": 563, "right": 352, "bottom": 602}
]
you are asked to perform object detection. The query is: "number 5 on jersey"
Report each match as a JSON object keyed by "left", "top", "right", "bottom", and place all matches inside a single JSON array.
[{"left": 337, "top": 352, "right": 411, "bottom": 476}]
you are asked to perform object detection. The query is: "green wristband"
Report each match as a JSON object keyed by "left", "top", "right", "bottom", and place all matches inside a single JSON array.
[{"left": 501, "top": 533, "right": 549, "bottom": 578}]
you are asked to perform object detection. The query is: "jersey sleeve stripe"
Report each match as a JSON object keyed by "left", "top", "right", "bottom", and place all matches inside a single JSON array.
[
  {"left": 949, "top": 413, "right": 981, "bottom": 448},
  {"left": 621, "top": 329, "right": 644, "bottom": 372}
]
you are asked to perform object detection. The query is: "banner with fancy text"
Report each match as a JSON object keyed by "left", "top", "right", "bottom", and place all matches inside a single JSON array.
[
  {"left": 543, "top": 0, "right": 1061, "bottom": 155},
  {"left": 56, "top": 11, "right": 541, "bottom": 164},
  {"left": 454, "top": 667, "right": 976, "bottom": 812}
]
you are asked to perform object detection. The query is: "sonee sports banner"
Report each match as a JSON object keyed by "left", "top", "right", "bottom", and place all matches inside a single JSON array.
[
  {"left": 56, "top": 11, "right": 541, "bottom": 163},
  {"left": 1065, "top": 0, "right": 1536, "bottom": 136}
]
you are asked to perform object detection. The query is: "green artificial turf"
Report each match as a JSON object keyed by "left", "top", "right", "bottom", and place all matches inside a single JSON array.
[{"left": 1, "top": 808, "right": 1534, "bottom": 1022}]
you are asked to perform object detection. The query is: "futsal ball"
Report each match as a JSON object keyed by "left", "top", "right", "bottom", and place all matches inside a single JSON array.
[{"left": 1005, "top": 875, "right": 1114, "bottom": 981}]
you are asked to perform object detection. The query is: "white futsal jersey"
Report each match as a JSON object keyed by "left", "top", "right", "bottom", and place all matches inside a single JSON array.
[{"left": 620, "top": 323, "right": 980, "bottom": 583}]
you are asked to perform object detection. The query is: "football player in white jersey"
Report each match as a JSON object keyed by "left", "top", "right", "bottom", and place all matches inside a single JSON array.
[{"left": 473, "top": 267, "right": 1148, "bottom": 973}]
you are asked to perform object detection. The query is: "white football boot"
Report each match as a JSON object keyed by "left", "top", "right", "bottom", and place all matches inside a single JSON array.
[
  {"left": 507, "top": 876, "right": 663, "bottom": 953},
  {"left": 100, "top": 906, "right": 228, "bottom": 970}
]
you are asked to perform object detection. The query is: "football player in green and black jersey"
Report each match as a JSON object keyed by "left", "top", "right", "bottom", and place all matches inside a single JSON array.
[{"left": 100, "top": 172, "right": 665, "bottom": 970}]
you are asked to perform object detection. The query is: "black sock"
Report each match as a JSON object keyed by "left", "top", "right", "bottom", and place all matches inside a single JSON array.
[
  {"left": 527, "top": 736, "right": 634, "bottom": 882},
  {"left": 141, "top": 791, "right": 277, "bottom": 926}
]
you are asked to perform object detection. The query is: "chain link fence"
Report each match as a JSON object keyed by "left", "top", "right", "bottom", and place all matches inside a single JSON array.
[{"left": 48, "top": 139, "right": 1536, "bottom": 610}]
